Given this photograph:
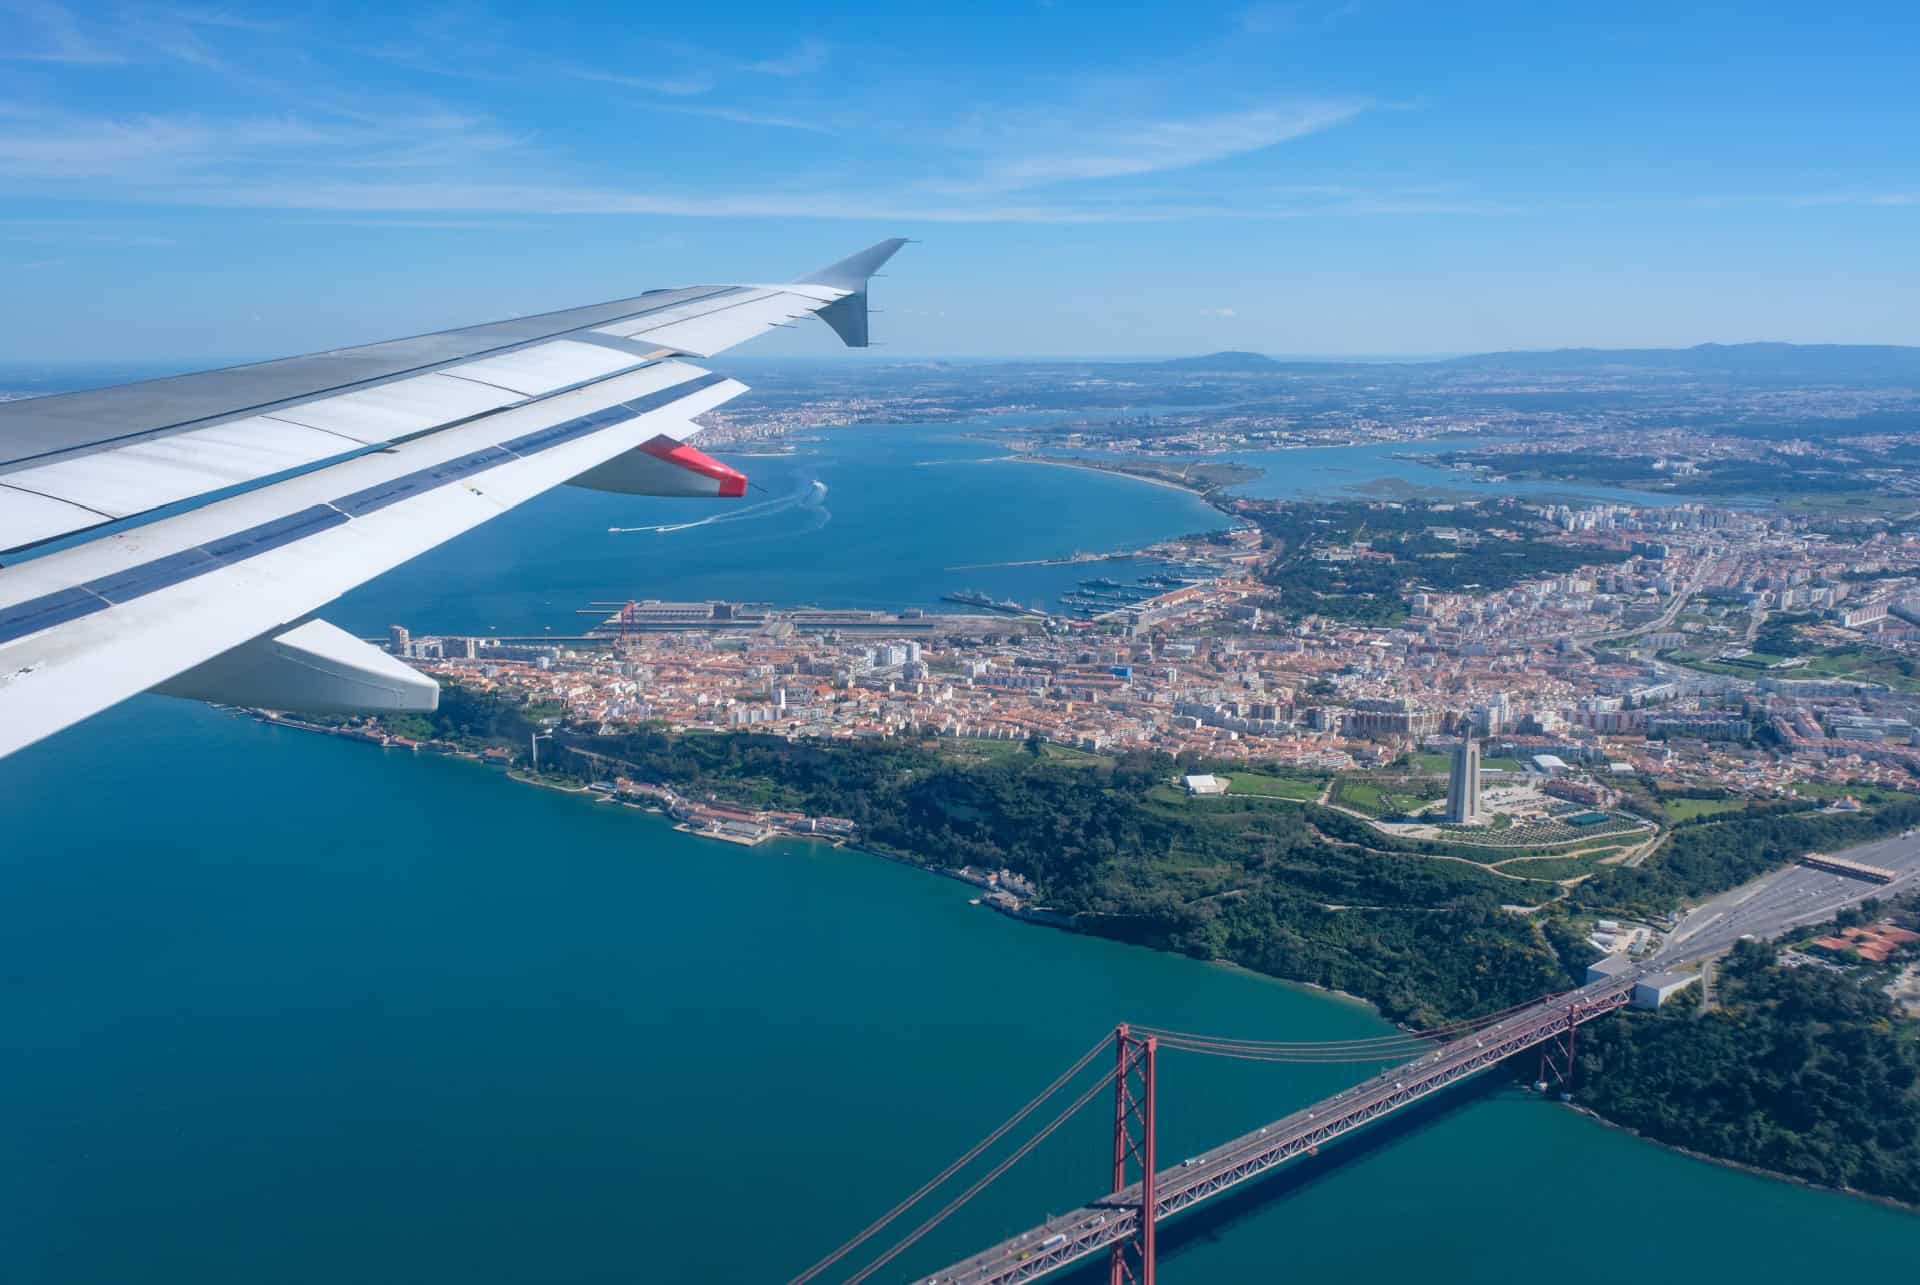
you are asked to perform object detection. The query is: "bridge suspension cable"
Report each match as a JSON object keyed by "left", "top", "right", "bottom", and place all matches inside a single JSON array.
[
  {"left": 786, "top": 1033, "right": 1113, "bottom": 1285},
  {"left": 1144, "top": 1033, "right": 1447, "bottom": 1063},
  {"left": 840, "top": 1063, "right": 1125, "bottom": 1285},
  {"left": 1131, "top": 993, "right": 1570, "bottom": 1062},
  {"left": 845, "top": 981, "right": 1635, "bottom": 1285},
  {"left": 795, "top": 990, "right": 1583, "bottom": 1282}
]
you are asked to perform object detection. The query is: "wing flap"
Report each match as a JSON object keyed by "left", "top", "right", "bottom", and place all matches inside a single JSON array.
[
  {"left": 153, "top": 618, "right": 440, "bottom": 713},
  {"left": 587, "top": 287, "right": 773, "bottom": 341},
  {"left": 446, "top": 338, "right": 653, "bottom": 397},
  {"left": 627, "top": 293, "right": 826, "bottom": 358},
  {"left": 3, "top": 416, "right": 364, "bottom": 524},
  {"left": 262, "top": 371, "right": 523, "bottom": 441},
  {"left": 0, "top": 486, "right": 109, "bottom": 550}
]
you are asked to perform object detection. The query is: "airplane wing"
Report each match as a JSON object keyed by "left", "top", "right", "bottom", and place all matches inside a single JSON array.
[{"left": 0, "top": 238, "right": 907, "bottom": 759}]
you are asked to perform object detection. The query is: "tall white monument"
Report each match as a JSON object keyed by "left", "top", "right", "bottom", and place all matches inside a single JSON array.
[{"left": 1447, "top": 736, "right": 1483, "bottom": 825}]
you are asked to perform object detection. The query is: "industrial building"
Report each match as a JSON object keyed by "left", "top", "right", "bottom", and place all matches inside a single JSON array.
[
  {"left": 1632, "top": 972, "right": 1699, "bottom": 1009},
  {"left": 1585, "top": 954, "right": 1636, "bottom": 985}
]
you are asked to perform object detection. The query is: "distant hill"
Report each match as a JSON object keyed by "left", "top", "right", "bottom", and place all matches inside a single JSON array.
[
  {"left": 1140, "top": 342, "right": 1920, "bottom": 381},
  {"left": 1435, "top": 342, "right": 1920, "bottom": 379},
  {"left": 1151, "top": 351, "right": 1283, "bottom": 371}
]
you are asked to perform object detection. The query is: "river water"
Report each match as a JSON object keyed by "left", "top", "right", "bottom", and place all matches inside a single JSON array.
[
  {"left": 319, "top": 426, "right": 1224, "bottom": 637},
  {"left": 2, "top": 425, "right": 1913, "bottom": 1283}
]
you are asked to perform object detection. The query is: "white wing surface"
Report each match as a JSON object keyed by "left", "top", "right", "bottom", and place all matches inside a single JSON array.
[{"left": 0, "top": 239, "right": 907, "bottom": 758}]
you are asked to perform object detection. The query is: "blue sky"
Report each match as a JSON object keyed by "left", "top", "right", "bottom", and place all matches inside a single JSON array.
[{"left": 2, "top": 0, "right": 1917, "bottom": 360}]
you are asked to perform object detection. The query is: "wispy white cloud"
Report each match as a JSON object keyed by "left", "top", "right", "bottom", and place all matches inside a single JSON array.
[
  {"left": 743, "top": 38, "right": 829, "bottom": 78},
  {"left": 150, "top": 178, "right": 1213, "bottom": 223},
  {"left": 0, "top": 0, "right": 126, "bottom": 63},
  {"left": 1785, "top": 190, "right": 1918, "bottom": 208},
  {"left": 0, "top": 109, "right": 519, "bottom": 179},
  {"left": 150, "top": 6, "right": 290, "bottom": 35},
  {"left": 1334, "top": 194, "right": 1524, "bottom": 216},
  {"left": 1238, "top": 1, "right": 1365, "bottom": 35},
  {"left": 0, "top": 115, "right": 217, "bottom": 177},
  {"left": 64, "top": 174, "right": 1512, "bottom": 226},
  {"left": 0, "top": 7, "right": 1458, "bottom": 228},
  {"left": 0, "top": 218, "right": 179, "bottom": 246},
  {"left": 317, "top": 216, "right": 553, "bottom": 231},
  {"left": 564, "top": 66, "right": 714, "bottom": 98},
  {"left": 1238, "top": 3, "right": 1303, "bottom": 35},
  {"left": 558, "top": 37, "right": 831, "bottom": 104},
  {"left": 942, "top": 101, "right": 1366, "bottom": 192},
  {"left": 647, "top": 101, "right": 834, "bottom": 134},
  {"left": 0, "top": 97, "right": 1507, "bottom": 223},
  {"left": 557, "top": 40, "right": 833, "bottom": 116},
  {"left": 0, "top": 0, "right": 293, "bottom": 66}
]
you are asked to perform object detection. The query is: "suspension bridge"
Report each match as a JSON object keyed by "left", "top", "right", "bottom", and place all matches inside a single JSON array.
[{"left": 790, "top": 971, "right": 1647, "bottom": 1285}]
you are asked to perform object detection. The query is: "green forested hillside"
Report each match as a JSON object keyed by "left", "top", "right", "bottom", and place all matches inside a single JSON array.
[
  {"left": 1572, "top": 802, "right": 1920, "bottom": 916},
  {"left": 556, "top": 725, "right": 1578, "bottom": 1024},
  {"left": 1577, "top": 938, "right": 1920, "bottom": 1205}
]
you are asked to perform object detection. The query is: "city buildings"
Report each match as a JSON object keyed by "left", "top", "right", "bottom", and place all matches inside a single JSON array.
[{"left": 353, "top": 492, "right": 1920, "bottom": 808}]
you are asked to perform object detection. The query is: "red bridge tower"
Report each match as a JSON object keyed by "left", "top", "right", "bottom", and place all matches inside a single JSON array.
[{"left": 1109, "top": 1025, "right": 1158, "bottom": 1285}]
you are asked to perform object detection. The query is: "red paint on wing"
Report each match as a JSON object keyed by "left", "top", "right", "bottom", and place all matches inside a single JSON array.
[{"left": 638, "top": 435, "right": 747, "bottom": 497}]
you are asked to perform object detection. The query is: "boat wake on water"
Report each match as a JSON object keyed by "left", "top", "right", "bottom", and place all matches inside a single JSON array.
[{"left": 609, "top": 480, "right": 830, "bottom": 535}]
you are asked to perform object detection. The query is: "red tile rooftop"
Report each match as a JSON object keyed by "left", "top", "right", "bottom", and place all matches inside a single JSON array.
[{"left": 1812, "top": 923, "right": 1920, "bottom": 963}]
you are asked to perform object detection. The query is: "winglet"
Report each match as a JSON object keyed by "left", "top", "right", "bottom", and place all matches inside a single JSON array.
[
  {"left": 797, "top": 237, "right": 909, "bottom": 292},
  {"left": 797, "top": 238, "right": 909, "bottom": 348}
]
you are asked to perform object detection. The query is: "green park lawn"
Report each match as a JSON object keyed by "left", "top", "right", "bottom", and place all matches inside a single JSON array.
[{"left": 1223, "top": 771, "right": 1323, "bottom": 800}]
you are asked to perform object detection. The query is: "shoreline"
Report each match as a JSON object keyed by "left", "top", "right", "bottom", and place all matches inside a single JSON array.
[
  {"left": 493, "top": 770, "right": 1920, "bottom": 1212},
  {"left": 270, "top": 712, "right": 1441, "bottom": 1034},
  {"left": 245, "top": 702, "right": 1918, "bottom": 1216},
  {"left": 1561, "top": 1101, "right": 1920, "bottom": 1217},
  {"left": 505, "top": 769, "right": 593, "bottom": 794}
]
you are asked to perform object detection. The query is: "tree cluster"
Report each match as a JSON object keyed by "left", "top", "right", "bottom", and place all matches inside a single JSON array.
[
  {"left": 1577, "top": 938, "right": 1920, "bottom": 1206},
  {"left": 559, "top": 727, "right": 1580, "bottom": 1025}
]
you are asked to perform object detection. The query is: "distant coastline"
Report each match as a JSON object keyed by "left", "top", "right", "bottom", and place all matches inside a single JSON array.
[
  {"left": 1009, "top": 454, "right": 1200, "bottom": 494},
  {"left": 1008, "top": 452, "right": 1262, "bottom": 497}
]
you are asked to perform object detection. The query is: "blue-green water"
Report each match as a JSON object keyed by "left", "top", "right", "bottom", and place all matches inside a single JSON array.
[
  {"left": 1047, "top": 435, "right": 1716, "bottom": 508},
  {"left": 1214, "top": 436, "right": 1712, "bottom": 506},
  {"left": 325, "top": 426, "right": 1223, "bottom": 637},
  {"left": 3, "top": 427, "right": 1915, "bottom": 1283}
]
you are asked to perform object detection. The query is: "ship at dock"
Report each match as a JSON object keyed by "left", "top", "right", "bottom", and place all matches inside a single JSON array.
[{"left": 941, "top": 590, "right": 1050, "bottom": 617}]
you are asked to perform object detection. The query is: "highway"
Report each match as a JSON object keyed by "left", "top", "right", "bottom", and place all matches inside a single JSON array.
[{"left": 1655, "top": 826, "right": 1920, "bottom": 966}]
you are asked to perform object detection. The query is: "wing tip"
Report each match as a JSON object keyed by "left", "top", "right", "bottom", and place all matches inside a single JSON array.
[
  {"left": 796, "top": 237, "right": 909, "bottom": 292},
  {"left": 797, "top": 238, "right": 909, "bottom": 348}
]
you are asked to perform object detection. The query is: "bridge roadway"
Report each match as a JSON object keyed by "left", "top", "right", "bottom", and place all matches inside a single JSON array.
[{"left": 919, "top": 974, "right": 1641, "bottom": 1285}]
